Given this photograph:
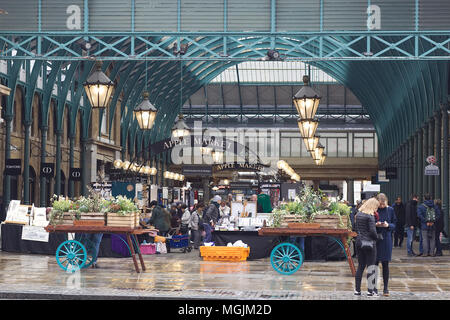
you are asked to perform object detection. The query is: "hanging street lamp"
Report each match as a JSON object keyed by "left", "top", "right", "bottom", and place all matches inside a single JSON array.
[
  {"left": 113, "top": 159, "right": 123, "bottom": 169},
  {"left": 172, "top": 114, "right": 190, "bottom": 139},
  {"left": 83, "top": 61, "right": 115, "bottom": 109},
  {"left": 303, "top": 136, "right": 320, "bottom": 152},
  {"left": 311, "top": 143, "right": 325, "bottom": 161},
  {"left": 293, "top": 75, "right": 321, "bottom": 119},
  {"left": 315, "top": 153, "right": 327, "bottom": 166},
  {"left": 297, "top": 118, "right": 319, "bottom": 138},
  {"left": 134, "top": 91, "right": 158, "bottom": 130}
]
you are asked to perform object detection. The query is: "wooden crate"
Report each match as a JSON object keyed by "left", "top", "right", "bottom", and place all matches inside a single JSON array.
[
  {"left": 74, "top": 219, "right": 105, "bottom": 226},
  {"left": 313, "top": 214, "right": 347, "bottom": 229},
  {"left": 106, "top": 212, "right": 138, "bottom": 228},
  {"left": 287, "top": 222, "right": 321, "bottom": 229},
  {"left": 280, "top": 214, "right": 305, "bottom": 227},
  {"left": 51, "top": 213, "right": 75, "bottom": 225}
]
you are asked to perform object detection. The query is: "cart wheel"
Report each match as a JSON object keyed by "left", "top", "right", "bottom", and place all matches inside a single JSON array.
[
  {"left": 270, "top": 242, "right": 303, "bottom": 275},
  {"left": 56, "top": 240, "right": 87, "bottom": 272}
]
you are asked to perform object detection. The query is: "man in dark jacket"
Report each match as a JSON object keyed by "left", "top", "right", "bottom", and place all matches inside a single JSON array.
[
  {"left": 203, "top": 195, "right": 221, "bottom": 242},
  {"left": 149, "top": 200, "right": 170, "bottom": 236},
  {"left": 405, "top": 194, "right": 420, "bottom": 256},
  {"left": 393, "top": 197, "right": 406, "bottom": 247},
  {"left": 417, "top": 194, "right": 441, "bottom": 257}
]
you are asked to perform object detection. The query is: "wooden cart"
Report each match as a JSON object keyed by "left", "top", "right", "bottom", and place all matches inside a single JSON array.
[
  {"left": 45, "top": 225, "right": 158, "bottom": 273},
  {"left": 258, "top": 227, "right": 357, "bottom": 276}
]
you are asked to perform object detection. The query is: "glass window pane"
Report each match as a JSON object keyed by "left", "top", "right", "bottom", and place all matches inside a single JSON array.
[
  {"left": 353, "top": 138, "right": 363, "bottom": 157},
  {"left": 291, "top": 138, "right": 301, "bottom": 157},
  {"left": 327, "top": 138, "right": 337, "bottom": 157},
  {"left": 281, "top": 138, "right": 290, "bottom": 157},
  {"left": 364, "top": 138, "right": 374, "bottom": 157},
  {"left": 337, "top": 138, "right": 347, "bottom": 157}
]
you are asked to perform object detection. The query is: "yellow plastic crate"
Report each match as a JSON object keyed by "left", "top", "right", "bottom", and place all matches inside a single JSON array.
[{"left": 200, "top": 246, "right": 250, "bottom": 262}]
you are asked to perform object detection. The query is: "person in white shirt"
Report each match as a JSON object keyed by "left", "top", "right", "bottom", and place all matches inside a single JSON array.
[{"left": 218, "top": 201, "right": 231, "bottom": 226}]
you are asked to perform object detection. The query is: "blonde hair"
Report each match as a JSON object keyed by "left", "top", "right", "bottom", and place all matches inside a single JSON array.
[{"left": 359, "top": 197, "right": 380, "bottom": 215}]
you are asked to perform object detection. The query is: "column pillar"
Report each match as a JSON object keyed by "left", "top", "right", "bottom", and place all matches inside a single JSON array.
[
  {"left": 428, "top": 118, "right": 435, "bottom": 196},
  {"left": 3, "top": 115, "right": 13, "bottom": 212},
  {"left": 423, "top": 124, "right": 429, "bottom": 195},
  {"left": 413, "top": 132, "right": 419, "bottom": 197},
  {"left": 417, "top": 128, "right": 424, "bottom": 198},
  {"left": 441, "top": 105, "right": 449, "bottom": 240},
  {"left": 39, "top": 127, "right": 48, "bottom": 207},
  {"left": 68, "top": 135, "right": 75, "bottom": 198},
  {"left": 80, "top": 138, "right": 88, "bottom": 196},
  {"left": 408, "top": 137, "right": 414, "bottom": 199},
  {"left": 55, "top": 130, "right": 62, "bottom": 196},
  {"left": 23, "top": 123, "right": 31, "bottom": 204},
  {"left": 434, "top": 111, "right": 442, "bottom": 200}
]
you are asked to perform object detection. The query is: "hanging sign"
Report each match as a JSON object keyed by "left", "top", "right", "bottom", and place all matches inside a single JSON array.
[
  {"left": 424, "top": 155, "right": 439, "bottom": 176},
  {"left": 21, "top": 226, "right": 49, "bottom": 243},
  {"left": 69, "top": 168, "right": 82, "bottom": 181},
  {"left": 182, "top": 165, "right": 212, "bottom": 176},
  {"left": 5, "top": 159, "right": 21, "bottom": 175},
  {"left": 41, "top": 163, "right": 55, "bottom": 178}
]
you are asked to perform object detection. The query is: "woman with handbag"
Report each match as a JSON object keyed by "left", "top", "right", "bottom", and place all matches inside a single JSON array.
[{"left": 354, "top": 197, "right": 380, "bottom": 296}]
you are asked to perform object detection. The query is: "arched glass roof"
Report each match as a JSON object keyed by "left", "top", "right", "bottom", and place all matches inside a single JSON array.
[{"left": 210, "top": 61, "right": 338, "bottom": 84}]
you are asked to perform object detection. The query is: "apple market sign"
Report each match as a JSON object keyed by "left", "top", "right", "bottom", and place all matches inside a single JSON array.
[{"left": 424, "top": 155, "right": 439, "bottom": 176}]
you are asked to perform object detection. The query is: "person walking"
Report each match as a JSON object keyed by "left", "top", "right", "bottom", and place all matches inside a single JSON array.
[
  {"left": 434, "top": 199, "right": 444, "bottom": 256},
  {"left": 417, "top": 194, "right": 441, "bottom": 257},
  {"left": 203, "top": 195, "right": 221, "bottom": 243},
  {"left": 405, "top": 194, "right": 420, "bottom": 256},
  {"left": 393, "top": 197, "right": 406, "bottom": 248},
  {"left": 354, "top": 197, "right": 380, "bottom": 296},
  {"left": 189, "top": 202, "right": 205, "bottom": 249},
  {"left": 374, "top": 193, "right": 396, "bottom": 297}
]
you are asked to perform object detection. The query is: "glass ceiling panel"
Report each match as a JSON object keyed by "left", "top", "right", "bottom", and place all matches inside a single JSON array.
[{"left": 210, "top": 61, "right": 337, "bottom": 84}]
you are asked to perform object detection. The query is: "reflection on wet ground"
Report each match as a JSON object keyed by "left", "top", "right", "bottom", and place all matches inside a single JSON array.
[{"left": 0, "top": 247, "right": 450, "bottom": 299}]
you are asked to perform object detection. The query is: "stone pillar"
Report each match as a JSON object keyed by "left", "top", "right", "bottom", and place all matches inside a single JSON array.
[
  {"left": 408, "top": 136, "right": 414, "bottom": 199},
  {"left": 313, "top": 180, "right": 320, "bottom": 191},
  {"left": 3, "top": 115, "right": 12, "bottom": 211},
  {"left": 68, "top": 135, "right": 75, "bottom": 198},
  {"left": 423, "top": 123, "right": 429, "bottom": 195},
  {"left": 55, "top": 131, "right": 62, "bottom": 195}
]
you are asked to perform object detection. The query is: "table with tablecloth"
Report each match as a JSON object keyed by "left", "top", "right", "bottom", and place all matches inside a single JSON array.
[{"left": 212, "top": 230, "right": 346, "bottom": 261}]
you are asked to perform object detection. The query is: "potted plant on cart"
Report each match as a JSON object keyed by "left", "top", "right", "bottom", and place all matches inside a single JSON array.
[
  {"left": 72, "top": 192, "right": 106, "bottom": 226},
  {"left": 104, "top": 196, "right": 140, "bottom": 228},
  {"left": 49, "top": 196, "right": 79, "bottom": 225}
]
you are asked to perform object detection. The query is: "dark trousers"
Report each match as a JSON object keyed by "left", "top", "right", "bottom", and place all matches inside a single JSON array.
[
  {"left": 435, "top": 230, "right": 443, "bottom": 255},
  {"left": 355, "top": 244, "right": 377, "bottom": 293},
  {"left": 394, "top": 225, "right": 404, "bottom": 247},
  {"left": 375, "top": 261, "right": 390, "bottom": 293}
]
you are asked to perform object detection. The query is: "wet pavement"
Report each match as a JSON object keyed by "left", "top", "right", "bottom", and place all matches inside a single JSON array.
[{"left": 0, "top": 246, "right": 450, "bottom": 300}]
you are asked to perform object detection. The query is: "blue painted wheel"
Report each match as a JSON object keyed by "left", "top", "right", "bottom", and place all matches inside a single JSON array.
[
  {"left": 270, "top": 242, "right": 303, "bottom": 275},
  {"left": 56, "top": 240, "right": 87, "bottom": 272}
]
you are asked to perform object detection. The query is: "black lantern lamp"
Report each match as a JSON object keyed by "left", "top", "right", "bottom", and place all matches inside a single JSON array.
[
  {"left": 134, "top": 91, "right": 157, "bottom": 130},
  {"left": 172, "top": 114, "right": 190, "bottom": 139},
  {"left": 293, "top": 75, "right": 321, "bottom": 119},
  {"left": 83, "top": 61, "right": 115, "bottom": 109}
]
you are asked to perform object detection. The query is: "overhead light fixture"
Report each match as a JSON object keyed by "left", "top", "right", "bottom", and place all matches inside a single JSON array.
[
  {"left": 113, "top": 159, "right": 123, "bottom": 169},
  {"left": 201, "top": 146, "right": 212, "bottom": 155},
  {"left": 293, "top": 75, "right": 321, "bottom": 119},
  {"left": 122, "top": 161, "right": 131, "bottom": 170},
  {"left": 297, "top": 119, "right": 319, "bottom": 138},
  {"left": 303, "top": 136, "right": 320, "bottom": 152},
  {"left": 133, "top": 91, "right": 158, "bottom": 130},
  {"left": 83, "top": 61, "right": 115, "bottom": 109},
  {"left": 315, "top": 153, "right": 327, "bottom": 166},
  {"left": 172, "top": 114, "right": 190, "bottom": 139},
  {"left": 311, "top": 144, "right": 325, "bottom": 161}
]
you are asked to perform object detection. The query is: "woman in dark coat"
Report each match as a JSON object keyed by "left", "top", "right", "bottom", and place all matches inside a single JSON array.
[
  {"left": 354, "top": 198, "right": 380, "bottom": 296},
  {"left": 375, "top": 193, "right": 397, "bottom": 297}
]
